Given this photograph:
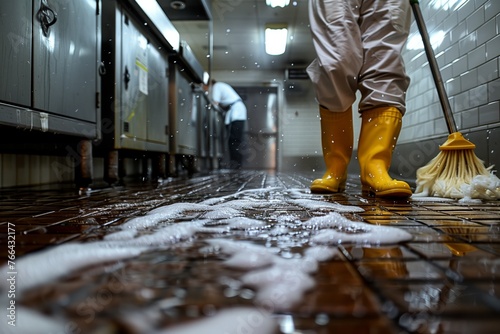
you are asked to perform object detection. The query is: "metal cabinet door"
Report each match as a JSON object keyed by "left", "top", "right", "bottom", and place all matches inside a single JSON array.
[
  {"left": 0, "top": 0, "right": 32, "bottom": 107},
  {"left": 170, "top": 66, "right": 197, "bottom": 155},
  {"left": 146, "top": 45, "right": 168, "bottom": 149},
  {"left": 119, "top": 12, "right": 148, "bottom": 148},
  {"left": 33, "top": 0, "right": 98, "bottom": 123}
]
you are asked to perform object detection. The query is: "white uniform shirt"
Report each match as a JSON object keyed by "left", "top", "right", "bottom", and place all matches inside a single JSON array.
[{"left": 211, "top": 82, "right": 247, "bottom": 125}]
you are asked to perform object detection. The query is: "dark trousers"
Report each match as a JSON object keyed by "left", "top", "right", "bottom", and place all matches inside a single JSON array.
[{"left": 227, "top": 120, "right": 245, "bottom": 169}]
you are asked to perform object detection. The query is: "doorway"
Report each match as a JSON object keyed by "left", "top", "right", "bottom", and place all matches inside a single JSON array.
[{"left": 234, "top": 85, "right": 278, "bottom": 170}]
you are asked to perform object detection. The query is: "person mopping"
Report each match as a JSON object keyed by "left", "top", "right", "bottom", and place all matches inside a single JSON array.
[{"left": 306, "top": 0, "right": 413, "bottom": 198}]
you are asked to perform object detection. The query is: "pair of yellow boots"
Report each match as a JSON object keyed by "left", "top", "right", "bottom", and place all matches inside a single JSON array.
[{"left": 311, "top": 106, "right": 412, "bottom": 198}]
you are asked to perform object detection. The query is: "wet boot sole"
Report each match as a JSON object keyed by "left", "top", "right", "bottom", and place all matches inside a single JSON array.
[{"left": 362, "top": 186, "right": 412, "bottom": 198}]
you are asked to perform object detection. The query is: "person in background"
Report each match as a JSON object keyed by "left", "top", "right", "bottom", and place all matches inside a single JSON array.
[
  {"left": 306, "top": 0, "right": 413, "bottom": 198},
  {"left": 209, "top": 79, "right": 247, "bottom": 169}
]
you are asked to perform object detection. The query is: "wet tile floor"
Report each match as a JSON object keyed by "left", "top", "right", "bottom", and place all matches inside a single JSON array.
[{"left": 1, "top": 170, "right": 500, "bottom": 334}]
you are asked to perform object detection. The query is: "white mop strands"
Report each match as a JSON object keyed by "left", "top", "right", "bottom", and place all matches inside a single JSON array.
[{"left": 414, "top": 149, "right": 500, "bottom": 200}]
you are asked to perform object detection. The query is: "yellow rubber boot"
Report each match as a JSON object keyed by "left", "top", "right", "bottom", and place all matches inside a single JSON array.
[
  {"left": 310, "top": 106, "right": 353, "bottom": 193},
  {"left": 358, "top": 107, "right": 412, "bottom": 198}
]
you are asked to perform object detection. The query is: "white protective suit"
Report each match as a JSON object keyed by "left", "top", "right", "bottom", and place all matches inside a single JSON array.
[
  {"left": 307, "top": 0, "right": 412, "bottom": 114},
  {"left": 211, "top": 82, "right": 247, "bottom": 125}
]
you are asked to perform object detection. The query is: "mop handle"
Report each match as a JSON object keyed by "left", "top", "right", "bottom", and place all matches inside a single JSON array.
[{"left": 410, "top": 0, "right": 458, "bottom": 134}]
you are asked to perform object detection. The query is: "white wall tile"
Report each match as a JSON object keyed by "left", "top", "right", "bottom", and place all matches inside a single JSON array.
[
  {"left": 458, "top": 0, "right": 476, "bottom": 22},
  {"left": 461, "top": 69, "right": 479, "bottom": 91},
  {"left": 443, "top": 11, "right": 458, "bottom": 32},
  {"left": 434, "top": 116, "right": 448, "bottom": 134},
  {"left": 461, "top": 107, "right": 479, "bottom": 128},
  {"left": 451, "top": 21, "right": 467, "bottom": 44},
  {"left": 452, "top": 55, "right": 468, "bottom": 76},
  {"left": 459, "top": 31, "right": 477, "bottom": 56},
  {"left": 475, "top": 0, "right": 488, "bottom": 10},
  {"left": 467, "top": 7, "right": 485, "bottom": 32},
  {"left": 454, "top": 90, "right": 470, "bottom": 112},
  {"left": 486, "top": 34, "right": 500, "bottom": 60},
  {"left": 479, "top": 101, "right": 500, "bottom": 124},
  {"left": 468, "top": 44, "right": 487, "bottom": 68},
  {"left": 469, "top": 84, "right": 489, "bottom": 107},
  {"left": 477, "top": 58, "right": 499, "bottom": 82},
  {"left": 477, "top": 18, "right": 496, "bottom": 45},
  {"left": 444, "top": 43, "right": 460, "bottom": 64},
  {"left": 485, "top": 0, "right": 500, "bottom": 21},
  {"left": 488, "top": 79, "right": 500, "bottom": 103},
  {"left": 446, "top": 77, "right": 461, "bottom": 96}
]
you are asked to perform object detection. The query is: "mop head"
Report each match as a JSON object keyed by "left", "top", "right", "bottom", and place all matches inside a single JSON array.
[{"left": 414, "top": 149, "right": 500, "bottom": 200}]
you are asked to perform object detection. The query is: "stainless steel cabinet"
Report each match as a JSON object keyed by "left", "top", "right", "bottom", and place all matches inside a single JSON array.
[
  {"left": 167, "top": 41, "right": 205, "bottom": 175},
  {"left": 169, "top": 64, "right": 197, "bottom": 156},
  {"left": 100, "top": 0, "right": 179, "bottom": 182},
  {"left": 119, "top": 12, "right": 149, "bottom": 149},
  {"left": 33, "top": 0, "right": 98, "bottom": 123},
  {"left": 194, "top": 90, "right": 224, "bottom": 169},
  {"left": 0, "top": 0, "right": 100, "bottom": 136},
  {"left": 101, "top": 2, "right": 170, "bottom": 152},
  {"left": 0, "top": 1, "right": 32, "bottom": 107},
  {"left": 146, "top": 46, "right": 169, "bottom": 150}
]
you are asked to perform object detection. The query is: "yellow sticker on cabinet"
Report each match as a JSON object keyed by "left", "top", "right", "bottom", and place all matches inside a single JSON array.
[{"left": 136, "top": 58, "right": 148, "bottom": 95}]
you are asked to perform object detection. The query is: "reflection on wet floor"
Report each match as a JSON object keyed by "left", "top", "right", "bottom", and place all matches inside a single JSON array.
[{"left": 1, "top": 171, "right": 500, "bottom": 333}]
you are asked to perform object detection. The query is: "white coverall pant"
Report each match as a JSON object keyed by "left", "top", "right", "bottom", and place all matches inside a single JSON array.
[{"left": 307, "top": 0, "right": 412, "bottom": 114}]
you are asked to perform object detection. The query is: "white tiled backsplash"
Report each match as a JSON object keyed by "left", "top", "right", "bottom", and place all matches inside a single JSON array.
[{"left": 400, "top": 0, "right": 500, "bottom": 144}]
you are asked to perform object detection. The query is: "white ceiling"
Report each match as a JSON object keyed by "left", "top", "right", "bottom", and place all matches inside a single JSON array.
[{"left": 169, "top": 0, "right": 315, "bottom": 72}]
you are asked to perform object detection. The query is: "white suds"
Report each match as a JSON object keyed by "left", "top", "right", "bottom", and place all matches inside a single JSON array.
[
  {"left": 157, "top": 307, "right": 277, "bottom": 334},
  {"left": 208, "top": 239, "right": 324, "bottom": 311},
  {"left": 0, "top": 243, "right": 145, "bottom": 294},
  {"left": 0, "top": 306, "right": 66, "bottom": 334},
  {"left": 415, "top": 166, "right": 500, "bottom": 200},
  {"left": 2, "top": 186, "right": 415, "bottom": 333},
  {"left": 288, "top": 199, "right": 364, "bottom": 212},
  {"left": 306, "top": 213, "right": 413, "bottom": 246},
  {"left": 304, "top": 245, "right": 340, "bottom": 262},
  {"left": 104, "top": 229, "right": 138, "bottom": 241},
  {"left": 224, "top": 217, "right": 269, "bottom": 230},
  {"left": 461, "top": 173, "right": 500, "bottom": 200},
  {"left": 410, "top": 195, "right": 454, "bottom": 202}
]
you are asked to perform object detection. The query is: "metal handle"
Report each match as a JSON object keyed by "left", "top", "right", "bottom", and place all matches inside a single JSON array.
[
  {"left": 124, "top": 66, "right": 130, "bottom": 90},
  {"left": 99, "top": 62, "right": 106, "bottom": 76},
  {"left": 410, "top": 0, "right": 457, "bottom": 134},
  {"left": 37, "top": 0, "right": 58, "bottom": 37}
]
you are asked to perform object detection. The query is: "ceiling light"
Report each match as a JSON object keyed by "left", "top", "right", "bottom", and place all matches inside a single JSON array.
[
  {"left": 265, "top": 24, "right": 288, "bottom": 55},
  {"left": 266, "top": 0, "right": 290, "bottom": 8}
]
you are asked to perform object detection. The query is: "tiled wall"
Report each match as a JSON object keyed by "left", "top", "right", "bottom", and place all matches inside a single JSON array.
[{"left": 400, "top": 0, "right": 500, "bottom": 144}]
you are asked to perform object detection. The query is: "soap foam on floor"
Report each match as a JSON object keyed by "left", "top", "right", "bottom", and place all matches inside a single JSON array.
[
  {"left": 0, "top": 186, "right": 414, "bottom": 332},
  {"left": 157, "top": 307, "right": 278, "bottom": 334}
]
